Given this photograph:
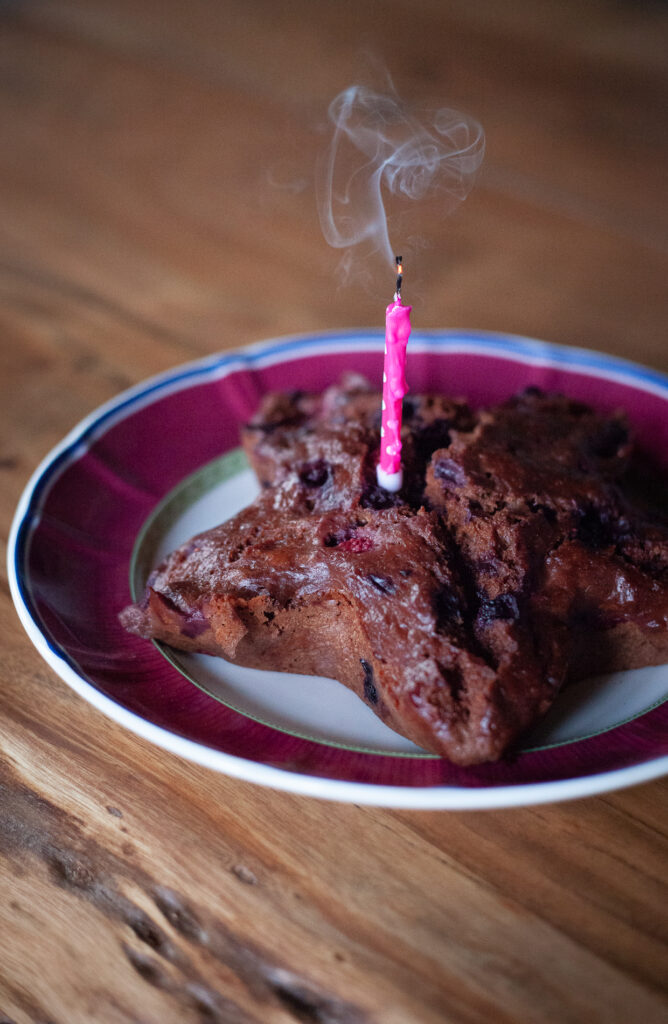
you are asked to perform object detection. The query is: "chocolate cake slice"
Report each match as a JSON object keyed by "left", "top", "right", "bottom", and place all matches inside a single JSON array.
[
  {"left": 120, "top": 378, "right": 668, "bottom": 765},
  {"left": 425, "top": 388, "right": 668, "bottom": 684}
]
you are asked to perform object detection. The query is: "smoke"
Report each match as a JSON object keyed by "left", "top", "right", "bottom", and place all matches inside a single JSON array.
[{"left": 316, "top": 84, "right": 485, "bottom": 279}]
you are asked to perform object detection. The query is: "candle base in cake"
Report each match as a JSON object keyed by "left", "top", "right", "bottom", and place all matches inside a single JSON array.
[{"left": 376, "top": 464, "right": 403, "bottom": 492}]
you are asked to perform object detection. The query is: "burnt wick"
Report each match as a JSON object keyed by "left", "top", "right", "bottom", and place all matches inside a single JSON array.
[{"left": 395, "top": 255, "right": 403, "bottom": 300}]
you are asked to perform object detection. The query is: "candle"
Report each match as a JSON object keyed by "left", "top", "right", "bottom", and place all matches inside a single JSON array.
[{"left": 376, "top": 258, "right": 412, "bottom": 492}]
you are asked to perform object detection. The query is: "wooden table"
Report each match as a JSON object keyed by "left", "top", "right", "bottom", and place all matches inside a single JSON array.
[{"left": 2, "top": 2, "right": 667, "bottom": 1021}]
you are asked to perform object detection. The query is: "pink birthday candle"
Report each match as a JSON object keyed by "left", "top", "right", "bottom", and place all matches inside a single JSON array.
[{"left": 376, "top": 257, "right": 412, "bottom": 492}]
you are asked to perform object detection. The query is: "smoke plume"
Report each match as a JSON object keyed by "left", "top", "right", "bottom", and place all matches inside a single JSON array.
[{"left": 317, "top": 84, "right": 485, "bottom": 280}]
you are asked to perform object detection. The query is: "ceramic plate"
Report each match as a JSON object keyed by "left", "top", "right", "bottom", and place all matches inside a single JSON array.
[{"left": 9, "top": 330, "right": 668, "bottom": 808}]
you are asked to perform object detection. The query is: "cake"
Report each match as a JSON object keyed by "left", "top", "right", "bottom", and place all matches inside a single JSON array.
[{"left": 120, "top": 376, "right": 668, "bottom": 765}]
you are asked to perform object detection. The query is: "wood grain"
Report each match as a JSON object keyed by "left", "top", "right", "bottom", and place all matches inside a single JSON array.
[{"left": 1, "top": 2, "right": 667, "bottom": 1022}]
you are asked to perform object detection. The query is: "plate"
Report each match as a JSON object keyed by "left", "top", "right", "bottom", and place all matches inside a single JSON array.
[{"left": 9, "top": 330, "right": 668, "bottom": 808}]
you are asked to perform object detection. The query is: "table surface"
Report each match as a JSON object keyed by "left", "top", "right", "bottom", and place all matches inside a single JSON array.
[{"left": 2, "top": 1, "right": 668, "bottom": 1022}]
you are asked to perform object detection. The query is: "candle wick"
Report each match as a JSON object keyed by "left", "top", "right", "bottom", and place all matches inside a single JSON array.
[{"left": 395, "top": 254, "right": 403, "bottom": 301}]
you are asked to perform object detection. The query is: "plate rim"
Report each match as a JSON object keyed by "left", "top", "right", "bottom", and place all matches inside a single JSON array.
[{"left": 8, "top": 328, "right": 668, "bottom": 808}]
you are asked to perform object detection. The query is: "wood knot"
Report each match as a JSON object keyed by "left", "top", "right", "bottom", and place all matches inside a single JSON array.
[
  {"left": 122, "top": 943, "right": 171, "bottom": 990},
  {"left": 153, "top": 886, "right": 206, "bottom": 943},
  {"left": 232, "top": 863, "right": 258, "bottom": 885},
  {"left": 46, "top": 847, "right": 97, "bottom": 891}
]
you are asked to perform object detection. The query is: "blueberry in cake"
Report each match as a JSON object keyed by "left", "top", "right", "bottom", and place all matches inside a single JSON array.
[{"left": 120, "top": 375, "right": 668, "bottom": 765}]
